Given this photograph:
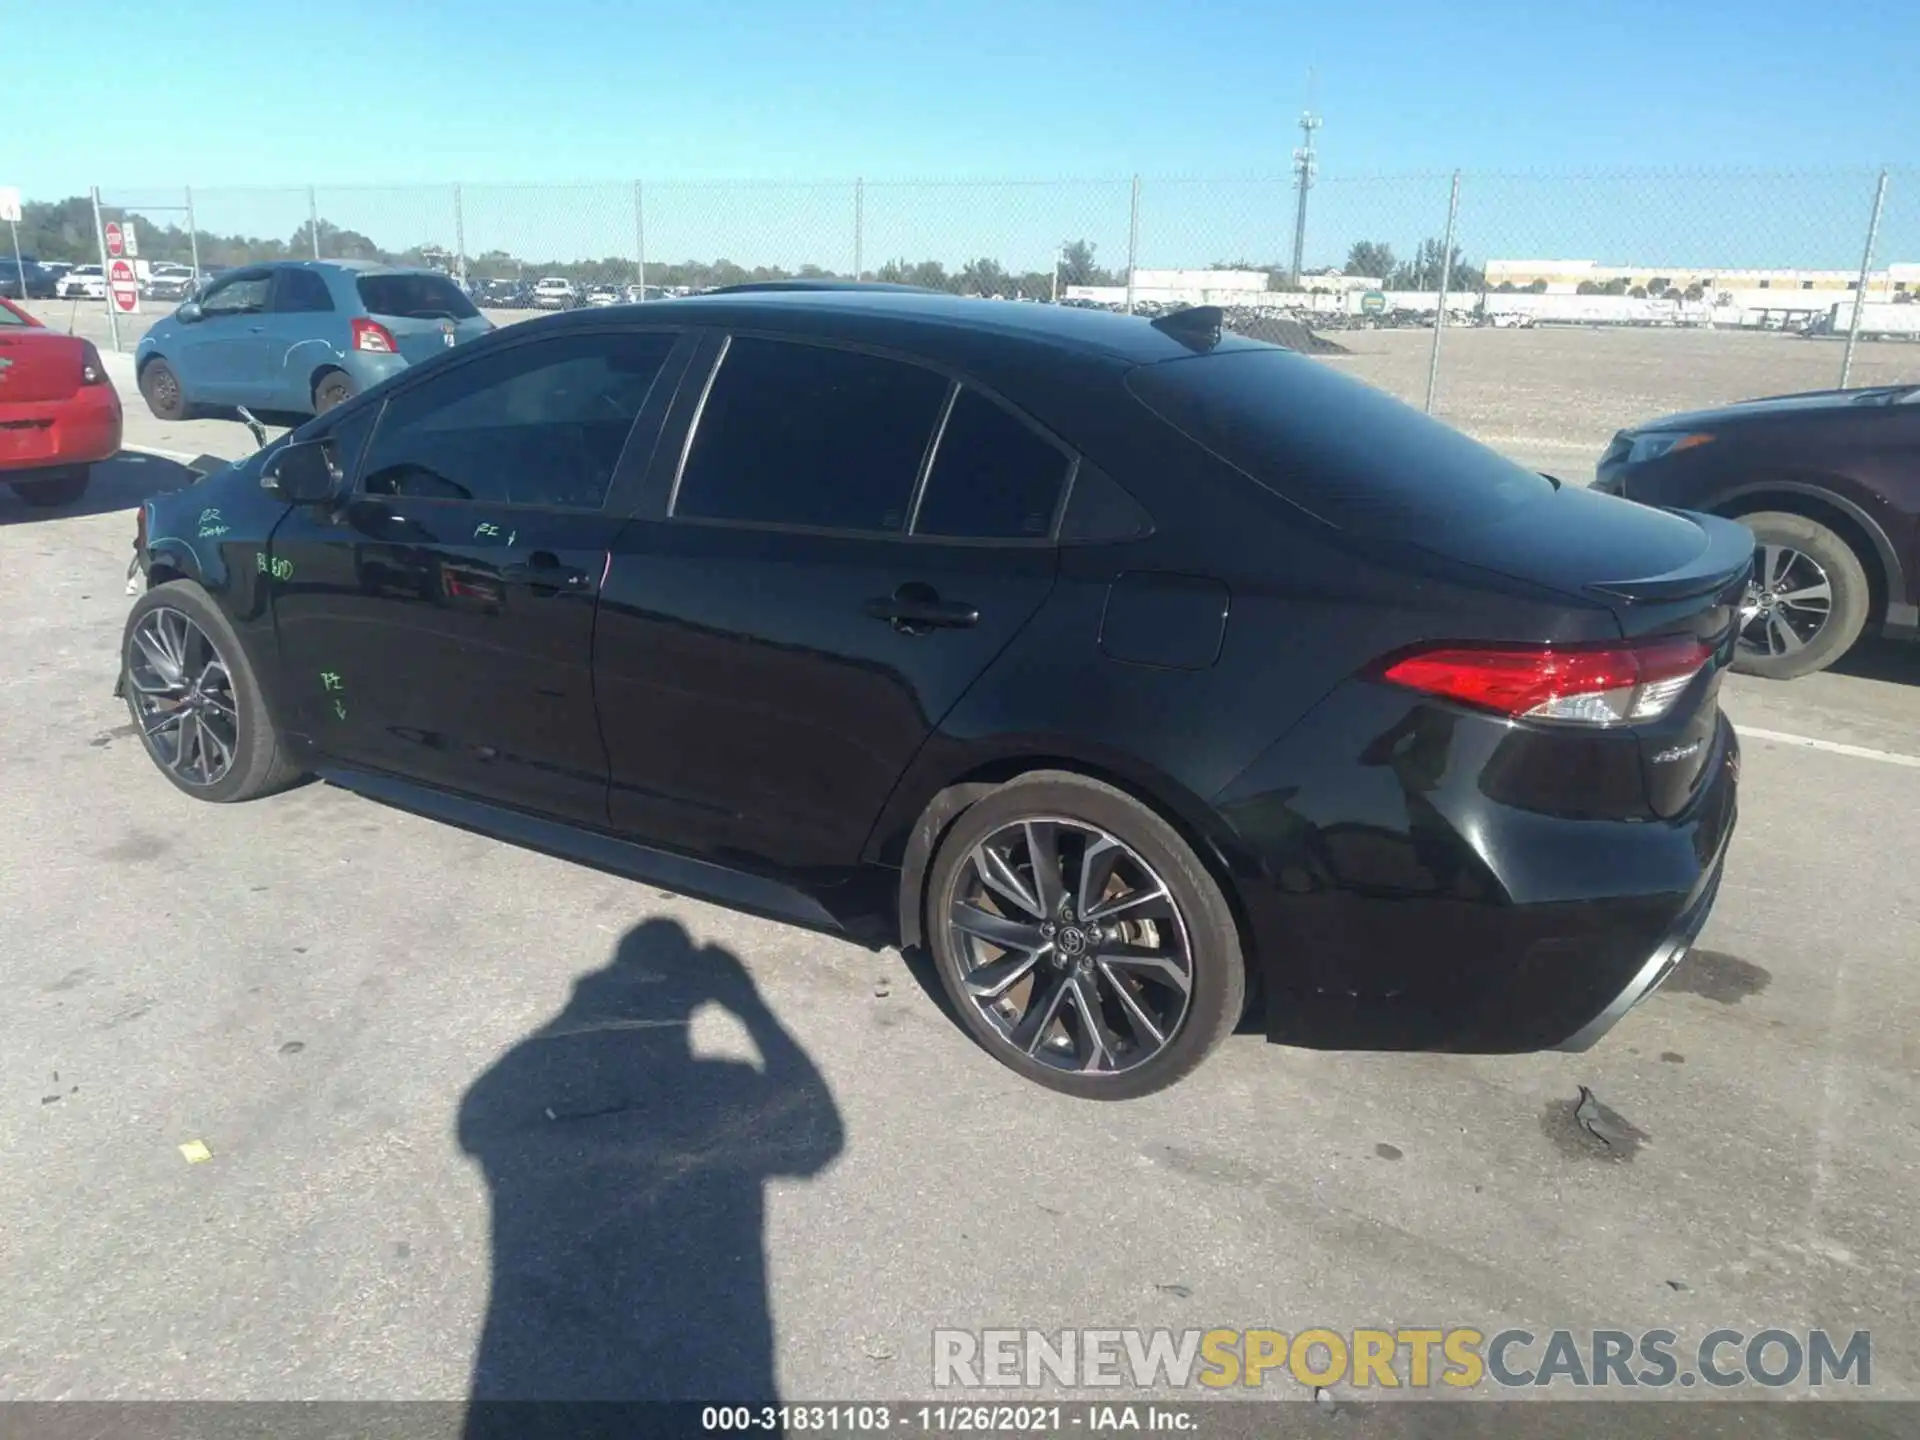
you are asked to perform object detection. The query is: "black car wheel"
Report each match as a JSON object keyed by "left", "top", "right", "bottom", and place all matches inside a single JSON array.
[
  {"left": 926, "top": 772, "right": 1245, "bottom": 1099},
  {"left": 121, "top": 581, "right": 305, "bottom": 802},
  {"left": 9, "top": 466, "right": 91, "bottom": 507},
  {"left": 138, "top": 358, "right": 192, "bottom": 422},
  {"left": 313, "top": 370, "right": 356, "bottom": 413},
  {"left": 1732, "top": 511, "right": 1869, "bottom": 680}
]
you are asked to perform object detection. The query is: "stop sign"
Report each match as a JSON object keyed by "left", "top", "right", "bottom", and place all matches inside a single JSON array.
[
  {"left": 108, "top": 258, "right": 140, "bottom": 313},
  {"left": 105, "top": 222, "right": 124, "bottom": 257}
]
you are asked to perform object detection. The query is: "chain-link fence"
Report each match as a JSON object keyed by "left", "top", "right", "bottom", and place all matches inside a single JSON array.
[{"left": 55, "top": 170, "right": 1919, "bottom": 469}]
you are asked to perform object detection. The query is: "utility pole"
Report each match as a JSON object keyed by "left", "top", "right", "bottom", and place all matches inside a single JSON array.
[{"left": 1288, "top": 108, "right": 1321, "bottom": 288}]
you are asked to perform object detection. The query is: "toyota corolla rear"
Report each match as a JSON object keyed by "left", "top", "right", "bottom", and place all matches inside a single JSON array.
[{"left": 1129, "top": 345, "right": 1744, "bottom": 1054}]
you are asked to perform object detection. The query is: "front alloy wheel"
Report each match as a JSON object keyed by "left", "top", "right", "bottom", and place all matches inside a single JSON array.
[
  {"left": 948, "top": 818, "right": 1194, "bottom": 1077},
  {"left": 1741, "top": 542, "right": 1832, "bottom": 661},
  {"left": 126, "top": 606, "right": 240, "bottom": 788}
]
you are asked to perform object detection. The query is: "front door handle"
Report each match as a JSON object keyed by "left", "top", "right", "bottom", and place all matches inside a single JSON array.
[
  {"left": 502, "top": 552, "right": 596, "bottom": 594},
  {"left": 863, "top": 583, "right": 979, "bottom": 635}
]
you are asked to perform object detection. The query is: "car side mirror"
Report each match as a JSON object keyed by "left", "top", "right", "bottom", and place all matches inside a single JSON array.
[
  {"left": 177, "top": 301, "right": 203, "bottom": 323},
  {"left": 262, "top": 439, "right": 339, "bottom": 504}
]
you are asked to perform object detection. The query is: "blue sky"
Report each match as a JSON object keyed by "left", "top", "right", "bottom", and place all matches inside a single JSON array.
[{"left": 11, "top": 0, "right": 1918, "bottom": 270}]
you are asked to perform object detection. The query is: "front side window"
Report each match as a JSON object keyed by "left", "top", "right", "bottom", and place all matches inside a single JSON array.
[
  {"left": 673, "top": 337, "right": 948, "bottom": 533},
  {"left": 913, "top": 387, "right": 1071, "bottom": 540},
  {"left": 201, "top": 272, "right": 271, "bottom": 316},
  {"left": 359, "top": 330, "right": 676, "bottom": 509}
]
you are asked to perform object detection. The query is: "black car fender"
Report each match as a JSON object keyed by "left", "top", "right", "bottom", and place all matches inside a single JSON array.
[{"left": 1704, "top": 475, "right": 1909, "bottom": 625}]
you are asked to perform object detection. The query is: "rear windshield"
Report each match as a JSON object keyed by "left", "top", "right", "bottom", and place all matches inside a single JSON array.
[
  {"left": 1127, "top": 348, "right": 1552, "bottom": 539},
  {"left": 356, "top": 273, "right": 478, "bottom": 321}
]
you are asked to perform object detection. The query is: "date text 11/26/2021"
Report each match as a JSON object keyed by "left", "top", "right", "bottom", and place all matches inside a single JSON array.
[{"left": 701, "top": 1405, "right": 1198, "bottom": 1433}]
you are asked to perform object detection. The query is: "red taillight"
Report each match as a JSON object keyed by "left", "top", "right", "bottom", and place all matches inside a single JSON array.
[
  {"left": 351, "top": 317, "right": 398, "bottom": 353},
  {"left": 1381, "top": 636, "right": 1712, "bottom": 727},
  {"left": 79, "top": 341, "right": 107, "bottom": 385}
]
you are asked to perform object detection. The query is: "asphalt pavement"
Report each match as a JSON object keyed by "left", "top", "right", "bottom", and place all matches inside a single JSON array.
[{"left": 0, "top": 375, "right": 1916, "bottom": 1416}]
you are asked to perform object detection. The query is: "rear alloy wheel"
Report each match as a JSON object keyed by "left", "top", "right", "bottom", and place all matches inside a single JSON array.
[
  {"left": 121, "top": 580, "right": 304, "bottom": 802},
  {"left": 313, "top": 370, "right": 355, "bottom": 413},
  {"left": 927, "top": 772, "right": 1244, "bottom": 1099},
  {"left": 139, "top": 358, "right": 192, "bottom": 421},
  {"left": 1732, "top": 512, "right": 1869, "bottom": 681},
  {"left": 9, "top": 466, "right": 90, "bottom": 507}
]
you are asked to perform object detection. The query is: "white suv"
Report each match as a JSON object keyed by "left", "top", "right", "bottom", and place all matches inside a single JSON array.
[{"left": 531, "top": 277, "right": 580, "bottom": 310}]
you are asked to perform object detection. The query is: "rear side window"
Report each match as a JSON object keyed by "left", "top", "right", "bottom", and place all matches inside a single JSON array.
[
  {"left": 359, "top": 330, "right": 675, "bottom": 509},
  {"left": 1127, "top": 349, "right": 1552, "bottom": 538},
  {"left": 273, "top": 269, "right": 335, "bottom": 314},
  {"left": 356, "top": 273, "right": 479, "bottom": 322},
  {"left": 914, "top": 388, "right": 1071, "bottom": 539},
  {"left": 674, "top": 337, "right": 949, "bottom": 533}
]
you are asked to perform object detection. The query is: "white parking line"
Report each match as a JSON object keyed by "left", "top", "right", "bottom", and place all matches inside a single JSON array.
[{"left": 1737, "top": 725, "right": 1920, "bottom": 770}]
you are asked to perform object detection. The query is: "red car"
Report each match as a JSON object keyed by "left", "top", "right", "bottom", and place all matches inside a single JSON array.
[{"left": 0, "top": 296, "right": 123, "bottom": 507}]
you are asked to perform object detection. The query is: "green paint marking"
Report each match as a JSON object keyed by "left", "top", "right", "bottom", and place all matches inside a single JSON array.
[
  {"left": 270, "top": 558, "right": 294, "bottom": 581},
  {"left": 474, "top": 522, "right": 501, "bottom": 539},
  {"left": 256, "top": 552, "right": 268, "bottom": 573},
  {"left": 332, "top": 699, "right": 348, "bottom": 721},
  {"left": 320, "top": 671, "right": 343, "bottom": 692}
]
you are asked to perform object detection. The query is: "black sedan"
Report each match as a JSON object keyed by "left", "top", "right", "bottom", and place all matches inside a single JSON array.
[
  {"left": 118, "top": 289, "right": 1744, "bottom": 1097},
  {"left": 1594, "top": 383, "right": 1920, "bottom": 679}
]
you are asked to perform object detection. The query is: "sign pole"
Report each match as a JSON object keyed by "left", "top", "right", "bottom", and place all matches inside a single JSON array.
[
  {"left": 8, "top": 218, "right": 24, "bottom": 301},
  {"left": 91, "top": 187, "right": 121, "bottom": 353}
]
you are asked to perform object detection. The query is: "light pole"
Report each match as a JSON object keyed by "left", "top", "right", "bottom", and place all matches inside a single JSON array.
[
  {"left": 1051, "top": 241, "right": 1065, "bottom": 303},
  {"left": 1289, "top": 111, "right": 1321, "bottom": 288}
]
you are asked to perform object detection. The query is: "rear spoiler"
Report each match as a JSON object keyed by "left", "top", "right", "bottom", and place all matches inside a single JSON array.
[{"left": 1584, "top": 510, "right": 1754, "bottom": 605}]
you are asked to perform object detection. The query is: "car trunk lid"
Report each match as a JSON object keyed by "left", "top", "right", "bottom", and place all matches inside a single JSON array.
[
  {"left": 1126, "top": 348, "right": 1749, "bottom": 818},
  {"left": 355, "top": 273, "right": 491, "bottom": 366},
  {"left": 1404, "top": 485, "right": 1750, "bottom": 817},
  {"left": 0, "top": 332, "right": 81, "bottom": 403}
]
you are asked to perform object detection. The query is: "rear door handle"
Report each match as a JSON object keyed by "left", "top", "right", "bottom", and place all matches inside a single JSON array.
[
  {"left": 502, "top": 552, "right": 596, "bottom": 594},
  {"left": 863, "top": 584, "right": 979, "bottom": 635}
]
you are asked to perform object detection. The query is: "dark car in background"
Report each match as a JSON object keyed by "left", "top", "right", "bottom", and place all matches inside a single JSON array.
[
  {"left": 1594, "top": 383, "right": 1920, "bottom": 678},
  {"left": 475, "top": 277, "right": 533, "bottom": 309},
  {"left": 119, "top": 290, "right": 1742, "bottom": 1097},
  {"left": 0, "top": 257, "right": 59, "bottom": 300}
]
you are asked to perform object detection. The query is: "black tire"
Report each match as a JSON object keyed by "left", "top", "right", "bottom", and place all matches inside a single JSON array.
[
  {"left": 313, "top": 369, "right": 356, "bottom": 414},
  {"left": 139, "top": 358, "right": 192, "bottom": 421},
  {"left": 925, "top": 771, "right": 1245, "bottom": 1100},
  {"left": 1732, "top": 510, "right": 1870, "bottom": 681},
  {"left": 10, "top": 466, "right": 90, "bottom": 507},
  {"left": 120, "top": 580, "right": 305, "bottom": 803}
]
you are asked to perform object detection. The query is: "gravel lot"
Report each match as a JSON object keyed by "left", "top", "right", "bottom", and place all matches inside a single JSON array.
[{"left": 2, "top": 305, "right": 1919, "bottom": 1422}]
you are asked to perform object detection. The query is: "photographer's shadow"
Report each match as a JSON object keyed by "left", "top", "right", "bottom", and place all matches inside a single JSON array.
[{"left": 459, "top": 918, "right": 844, "bottom": 1410}]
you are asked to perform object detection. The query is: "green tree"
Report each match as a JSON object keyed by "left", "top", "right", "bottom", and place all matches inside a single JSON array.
[
  {"left": 1058, "top": 239, "right": 1117, "bottom": 288},
  {"left": 959, "top": 257, "right": 1009, "bottom": 296},
  {"left": 1527, "top": 279, "right": 1549, "bottom": 294},
  {"left": 1388, "top": 238, "right": 1485, "bottom": 293},
  {"left": 1344, "top": 241, "right": 1395, "bottom": 280}
]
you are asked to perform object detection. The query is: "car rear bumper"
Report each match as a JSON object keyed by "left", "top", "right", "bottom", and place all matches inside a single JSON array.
[
  {"left": 1215, "top": 697, "right": 1741, "bottom": 1054},
  {"left": 0, "top": 387, "right": 123, "bottom": 472}
]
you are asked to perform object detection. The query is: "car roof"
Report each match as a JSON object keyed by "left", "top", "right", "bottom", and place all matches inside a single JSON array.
[
  {"left": 529, "top": 288, "right": 1266, "bottom": 369},
  {"left": 242, "top": 259, "right": 448, "bottom": 278}
]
